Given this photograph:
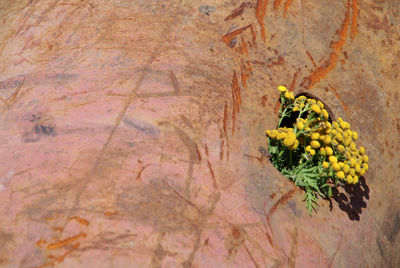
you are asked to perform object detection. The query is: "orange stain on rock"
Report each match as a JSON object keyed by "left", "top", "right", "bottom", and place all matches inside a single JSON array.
[
  {"left": 224, "top": 2, "right": 250, "bottom": 21},
  {"left": 222, "top": 24, "right": 253, "bottom": 47},
  {"left": 36, "top": 240, "right": 46, "bottom": 246},
  {"left": 231, "top": 71, "right": 242, "bottom": 134},
  {"left": 47, "top": 233, "right": 87, "bottom": 250},
  {"left": 302, "top": 0, "right": 351, "bottom": 89},
  {"left": 104, "top": 211, "right": 118, "bottom": 216},
  {"left": 255, "top": 0, "right": 268, "bottom": 41},
  {"left": 283, "top": 0, "right": 293, "bottom": 17},
  {"left": 350, "top": 0, "right": 358, "bottom": 40},
  {"left": 273, "top": 0, "right": 283, "bottom": 10},
  {"left": 69, "top": 216, "right": 89, "bottom": 226}
]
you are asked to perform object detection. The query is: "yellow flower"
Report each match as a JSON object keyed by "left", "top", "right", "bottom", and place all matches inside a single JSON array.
[
  {"left": 311, "top": 133, "right": 320, "bottom": 140},
  {"left": 290, "top": 139, "right": 299, "bottom": 150},
  {"left": 355, "top": 164, "right": 361, "bottom": 173},
  {"left": 335, "top": 133, "right": 343, "bottom": 142},
  {"left": 297, "top": 96, "right": 307, "bottom": 102},
  {"left": 333, "top": 122, "right": 339, "bottom": 129},
  {"left": 278, "top": 85, "right": 287, "bottom": 92},
  {"left": 349, "top": 158, "right": 356, "bottom": 167},
  {"left": 320, "top": 147, "right": 326, "bottom": 155},
  {"left": 297, "top": 121, "right": 304, "bottom": 130},
  {"left": 331, "top": 139, "right": 339, "bottom": 146},
  {"left": 349, "top": 168, "right": 356, "bottom": 176},
  {"left": 325, "top": 122, "right": 332, "bottom": 128},
  {"left": 359, "top": 168, "right": 366, "bottom": 176},
  {"left": 307, "top": 98, "right": 316, "bottom": 104},
  {"left": 277, "top": 132, "right": 286, "bottom": 140},
  {"left": 359, "top": 146, "right": 365, "bottom": 155},
  {"left": 322, "top": 161, "right": 330, "bottom": 169},
  {"left": 363, "top": 163, "right": 369, "bottom": 171},
  {"left": 332, "top": 163, "right": 341, "bottom": 171},
  {"left": 317, "top": 101, "right": 324, "bottom": 109},
  {"left": 268, "top": 132, "right": 275, "bottom": 139},
  {"left": 350, "top": 142, "right": 356, "bottom": 150},
  {"left": 337, "top": 145, "right": 345, "bottom": 153},
  {"left": 329, "top": 155, "right": 338, "bottom": 163},
  {"left": 310, "top": 149, "right": 315, "bottom": 156},
  {"left": 325, "top": 147, "right": 333, "bottom": 155},
  {"left": 344, "top": 137, "right": 352, "bottom": 146},
  {"left": 338, "top": 162, "right": 345, "bottom": 168},
  {"left": 343, "top": 164, "right": 350, "bottom": 173},
  {"left": 284, "top": 91, "right": 294, "bottom": 99},
  {"left": 363, "top": 155, "right": 369, "bottom": 163},
  {"left": 347, "top": 175, "right": 353, "bottom": 184},
  {"left": 322, "top": 109, "right": 329, "bottom": 119},
  {"left": 336, "top": 171, "right": 345, "bottom": 180},
  {"left": 306, "top": 145, "right": 311, "bottom": 152},
  {"left": 283, "top": 132, "right": 296, "bottom": 147},
  {"left": 311, "top": 105, "right": 321, "bottom": 114},
  {"left": 351, "top": 150, "right": 359, "bottom": 156},
  {"left": 353, "top": 175, "right": 359, "bottom": 184},
  {"left": 345, "top": 152, "right": 351, "bottom": 158},
  {"left": 352, "top": 131, "right": 358, "bottom": 140},
  {"left": 293, "top": 107, "right": 300, "bottom": 112},
  {"left": 339, "top": 121, "right": 347, "bottom": 129},
  {"left": 311, "top": 140, "right": 320, "bottom": 149},
  {"left": 323, "top": 135, "right": 331, "bottom": 144}
]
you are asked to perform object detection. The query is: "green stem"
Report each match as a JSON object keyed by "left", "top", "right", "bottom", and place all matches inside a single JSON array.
[{"left": 277, "top": 106, "right": 290, "bottom": 128}]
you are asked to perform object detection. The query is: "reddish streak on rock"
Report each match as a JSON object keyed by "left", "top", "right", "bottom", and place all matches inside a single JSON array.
[
  {"left": 221, "top": 24, "right": 252, "bottom": 47},
  {"left": 274, "top": 100, "right": 281, "bottom": 113},
  {"left": 220, "top": 140, "right": 224, "bottom": 160},
  {"left": 241, "top": 64, "right": 250, "bottom": 89},
  {"left": 267, "top": 189, "right": 296, "bottom": 234},
  {"left": 52, "top": 227, "right": 63, "bottom": 232},
  {"left": 69, "top": 216, "right": 89, "bottom": 226},
  {"left": 350, "top": 0, "right": 358, "bottom": 40},
  {"left": 36, "top": 240, "right": 46, "bottom": 246},
  {"left": 104, "top": 211, "right": 118, "bottom": 216},
  {"left": 41, "top": 243, "right": 80, "bottom": 267},
  {"left": 135, "top": 164, "right": 151, "bottom": 180},
  {"left": 223, "top": 101, "right": 228, "bottom": 136},
  {"left": 302, "top": 0, "right": 351, "bottom": 89},
  {"left": 195, "top": 143, "right": 202, "bottom": 162},
  {"left": 261, "top": 95, "right": 268, "bottom": 106},
  {"left": 266, "top": 56, "right": 284, "bottom": 67},
  {"left": 207, "top": 160, "right": 219, "bottom": 190},
  {"left": 224, "top": 2, "right": 250, "bottom": 21},
  {"left": 231, "top": 71, "right": 242, "bottom": 134},
  {"left": 205, "top": 144, "right": 209, "bottom": 157},
  {"left": 273, "top": 0, "right": 283, "bottom": 10},
  {"left": 241, "top": 37, "right": 248, "bottom": 56},
  {"left": 306, "top": 50, "right": 317, "bottom": 67},
  {"left": 328, "top": 84, "right": 348, "bottom": 111},
  {"left": 47, "top": 233, "right": 87, "bottom": 250},
  {"left": 255, "top": 0, "right": 268, "bottom": 41},
  {"left": 289, "top": 69, "right": 300, "bottom": 91},
  {"left": 284, "top": 0, "right": 293, "bottom": 17}
]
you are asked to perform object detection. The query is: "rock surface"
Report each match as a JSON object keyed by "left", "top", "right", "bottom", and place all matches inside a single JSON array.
[{"left": 0, "top": 0, "right": 399, "bottom": 267}]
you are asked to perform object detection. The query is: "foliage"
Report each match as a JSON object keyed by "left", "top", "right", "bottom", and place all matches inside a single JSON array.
[{"left": 266, "top": 86, "right": 369, "bottom": 214}]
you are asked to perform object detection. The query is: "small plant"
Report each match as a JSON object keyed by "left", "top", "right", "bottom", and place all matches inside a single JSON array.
[{"left": 266, "top": 86, "right": 369, "bottom": 214}]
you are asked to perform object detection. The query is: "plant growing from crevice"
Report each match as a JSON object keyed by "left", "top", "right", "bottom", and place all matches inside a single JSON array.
[{"left": 266, "top": 86, "right": 369, "bottom": 214}]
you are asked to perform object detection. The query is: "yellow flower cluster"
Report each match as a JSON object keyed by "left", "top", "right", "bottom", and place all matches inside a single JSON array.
[
  {"left": 266, "top": 86, "right": 369, "bottom": 185},
  {"left": 318, "top": 117, "right": 369, "bottom": 184},
  {"left": 266, "top": 127, "right": 299, "bottom": 150}
]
